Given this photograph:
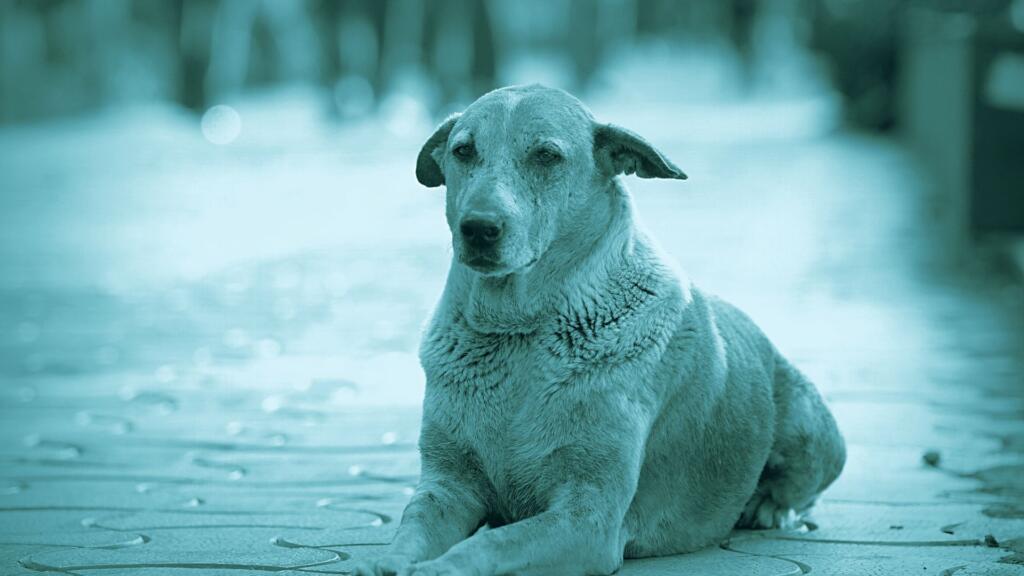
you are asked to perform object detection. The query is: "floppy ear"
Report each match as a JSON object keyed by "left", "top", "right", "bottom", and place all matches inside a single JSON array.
[
  {"left": 593, "top": 123, "right": 687, "bottom": 180},
  {"left": 416, "top": 113, "right": 461, "bottom": 187}
]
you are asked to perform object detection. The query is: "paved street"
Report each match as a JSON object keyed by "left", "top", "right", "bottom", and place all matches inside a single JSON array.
[{"left": 1, "top": 52, "right": 1023, "bottom": 574}]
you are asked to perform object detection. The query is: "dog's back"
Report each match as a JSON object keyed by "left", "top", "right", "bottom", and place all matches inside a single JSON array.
[{"left": 621, "top": 286, "right": 844, "bottom": 553}]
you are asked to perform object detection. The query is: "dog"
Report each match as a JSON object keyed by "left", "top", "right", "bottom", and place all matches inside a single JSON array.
[{"left": 356, "top": 84, "right": 845, "bottom": 576}]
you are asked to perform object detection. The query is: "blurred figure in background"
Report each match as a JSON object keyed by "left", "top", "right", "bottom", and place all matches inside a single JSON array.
[
  {"left": 804, "top": 0, "right": 902, "bottom": 131},
  {"left": 2, "top": 0, "right": 1022, "bottom": 236},
  {"left": 1, "top": 0, "right": 772, "bottom": 123}
]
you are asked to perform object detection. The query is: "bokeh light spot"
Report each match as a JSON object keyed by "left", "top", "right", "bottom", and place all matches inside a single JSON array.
[{"left": 200, "top": 104, "right": 242, "bottom": 145}]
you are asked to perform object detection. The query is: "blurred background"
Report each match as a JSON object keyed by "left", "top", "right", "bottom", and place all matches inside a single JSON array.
[
  {"left": 1, "top": 2, "right": 1024, "bottom": 572},
  {"left": 2, "top": 0, "right": 1023, "bottom": 386}
]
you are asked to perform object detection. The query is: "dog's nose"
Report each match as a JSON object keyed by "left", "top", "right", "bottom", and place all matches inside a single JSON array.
[{"left": 460, "top": 215, "right": 504, "bottom": 247}]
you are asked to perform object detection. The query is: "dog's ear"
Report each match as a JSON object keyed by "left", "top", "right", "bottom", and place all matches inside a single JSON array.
[
  {"left": 416, "top": 113, "right": 461, "bottom": 187},
  {"left": 593, "top": 124, "right": 687, "bottom": 180}
]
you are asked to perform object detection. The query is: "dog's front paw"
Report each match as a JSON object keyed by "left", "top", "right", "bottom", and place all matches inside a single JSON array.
[
  {"left": 407, "top": 559, "right": 476, "bottom": 576},
  {"left": 352, "top": 553, "right": 417, "bottom": 576}
]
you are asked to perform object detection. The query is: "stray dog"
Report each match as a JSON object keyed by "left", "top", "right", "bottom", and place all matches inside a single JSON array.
[{"left": 356, "top": 85, "right": 845, "bottom": 576}]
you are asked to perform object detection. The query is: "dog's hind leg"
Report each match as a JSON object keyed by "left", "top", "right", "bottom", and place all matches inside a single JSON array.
[{"left": 737, "top": 355, "right": 845, "bottom": 529}]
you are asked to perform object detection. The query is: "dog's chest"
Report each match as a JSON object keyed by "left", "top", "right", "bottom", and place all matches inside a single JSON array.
[
  {"left": 420, "top": 319, "right": 572, "bottom": 516},
  {"left": 421, "top": 320, "right": 545, "bottom": 440}
]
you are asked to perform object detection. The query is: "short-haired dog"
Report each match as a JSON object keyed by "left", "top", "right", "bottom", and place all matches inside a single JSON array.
[{"left": 356, "top": 84, "right": 845, "bottom": 576}]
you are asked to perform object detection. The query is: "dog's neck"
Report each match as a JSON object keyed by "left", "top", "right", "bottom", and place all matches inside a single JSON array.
[{"left": 448, "top": 179, "right": 641, "bottom": 335}]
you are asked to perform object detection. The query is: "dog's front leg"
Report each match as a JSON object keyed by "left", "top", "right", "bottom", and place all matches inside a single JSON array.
[
  {"left": 409, "top": 485, "right": 629, "bottom": 576},
  {"left": 408, "top": 446, "right": 641, "bottom": 576},
  {"left": 355, "top": 437, "right": 488, "bottom": 576}
]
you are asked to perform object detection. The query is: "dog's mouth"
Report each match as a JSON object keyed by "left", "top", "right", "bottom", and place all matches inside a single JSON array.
[
  {"left": 463, "top": 255, "right": 503, "bottom": 274},
  {"left": 462, "top": 253, "right": 541, "bottom": 277}
]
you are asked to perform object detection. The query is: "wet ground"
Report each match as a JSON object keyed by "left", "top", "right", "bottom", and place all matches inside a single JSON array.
[{"left": 2, "top": 51, "right": 1024, "bottom": 574}]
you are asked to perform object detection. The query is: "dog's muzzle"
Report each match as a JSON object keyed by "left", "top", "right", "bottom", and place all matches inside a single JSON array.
[{"left": 458, "top": 213, "right": 506, "bottom": 272}]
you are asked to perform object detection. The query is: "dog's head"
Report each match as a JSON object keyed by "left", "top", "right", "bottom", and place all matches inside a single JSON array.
[{"left": 416, "top": 84, "right": 686, "bottom": 277}]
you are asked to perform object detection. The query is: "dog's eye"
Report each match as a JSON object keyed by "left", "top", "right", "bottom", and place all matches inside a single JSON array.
[
  {"left": 532, "top": 148, "right": 562, "bottom": 165},
  {"left": 453, "top": 143, "right": 476, "bottom": 161}
]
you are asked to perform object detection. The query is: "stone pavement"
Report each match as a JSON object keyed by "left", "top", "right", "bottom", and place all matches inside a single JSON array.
[{"left": 2, "top": 53, "right": 1024, "bottom": 574}]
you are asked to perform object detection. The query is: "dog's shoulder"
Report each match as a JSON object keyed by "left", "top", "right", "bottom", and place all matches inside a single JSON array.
[{"left": 702, "top": 293, "right": 777, "bottom": 364}]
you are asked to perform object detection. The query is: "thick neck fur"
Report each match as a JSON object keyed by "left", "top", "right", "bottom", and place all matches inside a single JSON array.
[{"left": 442, "top": 179, "right": 641, "bottom": 335}]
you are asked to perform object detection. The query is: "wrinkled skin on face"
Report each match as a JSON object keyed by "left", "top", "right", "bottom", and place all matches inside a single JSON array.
[{"left": 430, "top": 87, "right": 600, "bottom": 277}]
